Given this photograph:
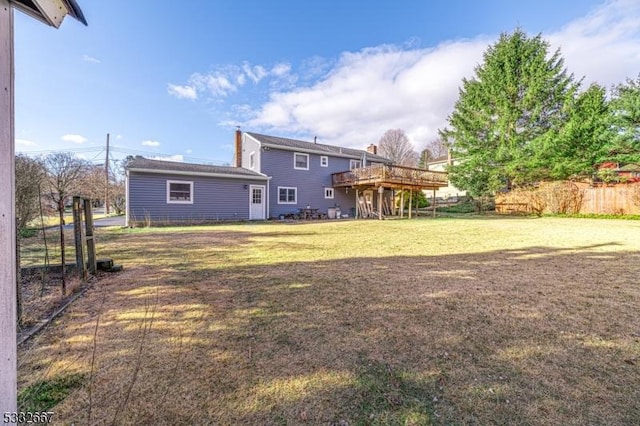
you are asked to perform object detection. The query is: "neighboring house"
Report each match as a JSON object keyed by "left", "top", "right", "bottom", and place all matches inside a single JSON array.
[
  {"left": 597, "top": 162, "right": 640, "bottom": 183},
  {"left": 238, "top": 131, "right": 392, "bottom": 218},
  {"left": 126, "top": 157, "right": 269, "bottom": 225},
  {"left": 426, "top": 154, "right": 467, "bottom": 199}
]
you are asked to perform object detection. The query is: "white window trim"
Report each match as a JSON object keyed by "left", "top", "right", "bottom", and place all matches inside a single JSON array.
[
  {"left": 278, "top": 186, "right": 297, "bottom": 204},
  {"left": 350, "top": 159, "right": 361, "bottom": 169},
  {"left": 320, "top": 156, "right": 328, "bottom": 167},
  {"left": 249, "top": 151, "right": 255, "bottom": 169},
  {"left": 166, "top": 180, "right": 194, "bottom": 204},
  {"left": 324, "top": 187, "right": 334, "bottom": 199},
  {"left": 294, "top": 152, "right": 309, "bottom": 170}
]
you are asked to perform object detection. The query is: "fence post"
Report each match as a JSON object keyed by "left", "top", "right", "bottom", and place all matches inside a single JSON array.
[
  {"left": 84, "top": 199, "right": 97, "bottom": 275},
  {"left": 73, "top": 196, "right": 87, "bottom": 281}
]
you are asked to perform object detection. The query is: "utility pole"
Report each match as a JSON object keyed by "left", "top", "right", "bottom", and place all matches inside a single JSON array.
[{"left": 105, "top": 133, "right": 110, "bottom": 214}]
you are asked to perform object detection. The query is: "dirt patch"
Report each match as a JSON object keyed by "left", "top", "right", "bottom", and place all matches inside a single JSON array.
[{"left": 18, "top": 266, "right": 88, "bottom": 332}]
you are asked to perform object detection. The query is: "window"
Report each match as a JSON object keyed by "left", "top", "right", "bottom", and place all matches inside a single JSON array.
[
  {"left": 294, "top": 152, "right": 309, "bottom": 170},
  {"left": 167, "top": 180, "right": 193, "bottom": 204},
  {"left": 324, "top": 188, "right": 334, "bottom": 199},
  {"left": 350, "top": 159, "right": 361, "bottom": 169},
  {"left": 249, "top": 152, "right": 255, "bottom": 169},
  {"left": 252, "top": 187, "right": 262, "bottom": 204},
  {"left": 320, "top": 156, "right": 328, "bottom": 167},
  {"left": 278, "top": 187, "right": 297, "bottom": 204}
]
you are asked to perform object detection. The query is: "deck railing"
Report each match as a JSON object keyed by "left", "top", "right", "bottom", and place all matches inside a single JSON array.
[{"left": 332, "top": 164, "right": 449, "bottom": 188}]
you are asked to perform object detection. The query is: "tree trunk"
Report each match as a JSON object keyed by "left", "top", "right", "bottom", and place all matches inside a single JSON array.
[{"left": 58, "top": 201, "right": 66, "bottom": 295}]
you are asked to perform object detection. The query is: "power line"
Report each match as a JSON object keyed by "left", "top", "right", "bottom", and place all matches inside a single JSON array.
[{"left": 17, "top": 144, "right": 231, "bottom": 166}]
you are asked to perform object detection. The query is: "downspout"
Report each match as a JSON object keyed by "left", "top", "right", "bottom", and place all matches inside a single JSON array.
[
  {"left": 266, "top": 176, "right": 272, "bottom": 220},
  {"left": 125, "top": 169, "right": 130, "bottom": 226}
]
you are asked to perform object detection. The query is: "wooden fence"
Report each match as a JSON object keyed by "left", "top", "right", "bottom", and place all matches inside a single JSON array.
[
  {"left": 579, "top": 182, "right": 640, "bottom": 215},
  {"left": 496, "top": 182, "right": 640, "bottom": 215}
]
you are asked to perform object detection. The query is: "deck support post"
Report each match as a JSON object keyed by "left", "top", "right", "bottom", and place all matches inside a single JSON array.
[
  {"left": 391, "top": 190, "right": 396, "bottom": 216},
  {"left": 400, "top": 189, "right": 404, "bottom": 218},
  {"left": 408, "top": 190, "right": 413, "bottom": 219},
  {"left": 355, "top": 189, "right": 359, "bottom": 219},
  {"left": 377, "top": 186, "right": 383, "bottom": 220},
  {"left": 433, "top": 188, "right": 437, "bottom": 218}
]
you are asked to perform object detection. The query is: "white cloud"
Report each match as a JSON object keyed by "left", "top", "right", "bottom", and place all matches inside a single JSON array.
[
  {"left": 300, "top": 56, "right": 333, "bottom": 81},
  {"left": 271, "top": 63, "right": 291, "bottom": 77},
  {"left": 82, "top": 54, "right": 101, "bottom": 63},
  {"left": 246, "top": 40, "right": 487, "bottom": 149},
  {"left": 151, "top": 154, "right": 183, "bottom": 162},
  {"left": 142, "top": 140, "right": 160, "bottom": 147},
  {"left": 62, "top": 134, "right": 88, "bottom": 144},
  {"left": 548, "top": 0, "right": 640, "bottom": 87},
  {"left": 170, "top": 61, "right": 296, "bottom": 101},
  {"left": 168, "top": 83, "right": 198, "bottom": 100},
  {"left": 191, "top": 72, "right": 237, "bottom": 97},
  {"left": 16, "top": 138, "right": 37, "bottom": 147},
  {"left": 239, "top": 0, "right": 640, "bottom": 150},
  {"left": 243, "top": 63, "right": 268, "bottom": 83}
]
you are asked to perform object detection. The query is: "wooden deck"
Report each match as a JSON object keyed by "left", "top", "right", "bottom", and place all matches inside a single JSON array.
[{"left": 332, "top": 164, "right": 449, "bottom": 190}]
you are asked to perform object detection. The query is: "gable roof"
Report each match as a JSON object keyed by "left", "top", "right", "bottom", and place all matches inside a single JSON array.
[
  {"left": 126, "top": 157, "right": 268, "bottom": 180},
  {"left": 12, "top": 0, "right": 88, "bottom": 27},
  {"left": 245, "top": 132, "right": 392, "bottom": 163}
]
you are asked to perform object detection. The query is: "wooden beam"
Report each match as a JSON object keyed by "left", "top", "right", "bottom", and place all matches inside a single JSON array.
[
  {"left": 391, "top": 189, "right": 396, "bottom": 216},
  {"left": 433, "top": 188, "right": 437, "bottom": 218},
  {"left": 73, "top": 197, "right": 86, "bottom": 281},
  {"left": 408, "top": 190, "right": 413, "bottom": 219},
  {"left": 0, "top": 0, "right": 17, "bottom": 412},
  {"left": 84, "top": 198, "right": 96, "bottom": 274}
]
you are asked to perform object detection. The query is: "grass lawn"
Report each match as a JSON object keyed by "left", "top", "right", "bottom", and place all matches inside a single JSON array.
[{"left": 17, "top": 217, "right": 640, "bottom": 425}]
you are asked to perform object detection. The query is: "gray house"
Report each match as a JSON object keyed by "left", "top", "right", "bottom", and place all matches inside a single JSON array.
[
  {"left": 237, "top": 130, "right": 392, "bottom": 218},
  {"left": 126, "top": 157, "right": 269, "bottom": 225},
  {"left": 125, "top": 130, "right": 393, "bottom": 225}
]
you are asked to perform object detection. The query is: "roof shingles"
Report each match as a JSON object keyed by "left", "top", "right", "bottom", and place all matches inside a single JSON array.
[
  {"left": 126, "top": 157, "right": 265, "bottom": 178},
  {"left": 246, "top": 132, "right": 392, "bottom": 163}
]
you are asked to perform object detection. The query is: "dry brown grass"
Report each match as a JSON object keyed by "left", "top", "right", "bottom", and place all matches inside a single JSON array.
[{"left": 17, "top": 217, "right": 640, "bottom": 425}]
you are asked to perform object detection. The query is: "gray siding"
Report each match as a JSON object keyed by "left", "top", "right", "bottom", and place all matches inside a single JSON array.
[
  {"left": 261, "top": 149, "right": 356, "bottom": 218},
  {"left": 128, "top": 172, "right": 264, "bottom": 223}
]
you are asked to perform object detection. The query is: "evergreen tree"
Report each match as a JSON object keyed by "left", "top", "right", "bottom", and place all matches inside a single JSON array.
[
  {"left": 440, "top": 29, "right": 576, "bottom": 197},
  {"left": 608, "top": 75, "right": 640, "bottom": 164},
  {"left": 536, "top": 84, "right": 613, "bottom": 180}
]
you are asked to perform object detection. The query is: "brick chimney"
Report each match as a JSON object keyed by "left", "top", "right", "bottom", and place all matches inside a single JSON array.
[
  {"left": 367, "top": 144, "right": 377, "bottom": 155},
  {"left": 235, "top": 127, "right": 242, "bottom": 167}
]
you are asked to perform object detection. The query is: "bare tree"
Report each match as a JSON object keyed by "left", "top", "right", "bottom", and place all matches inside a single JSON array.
[
  {"left": 81, "top": 164, "right": 107, "bottom": 207},
  {"left": 109, "top": 159, "right": 128, "bottom": 215},
  {"left": 15, "top": 154, "right": 46, "bottom": 231},
  {"left": 378, "top": 129, "right": 419, "bottom": 167},
  {"left": 43, "top": 152, "right": 89, "bottom": 294},
  {"left": 424, "top": 138, "right": 448, "bottom": 160}
]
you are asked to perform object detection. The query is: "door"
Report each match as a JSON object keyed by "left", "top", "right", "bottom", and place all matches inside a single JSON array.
[{"left": 249, "top": 185, "right": 266, "bottom": 220}]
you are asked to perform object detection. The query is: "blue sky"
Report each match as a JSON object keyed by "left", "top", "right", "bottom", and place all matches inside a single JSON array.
[{"left": 14, "top": 0, "right": 640, "bottom": 166}]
